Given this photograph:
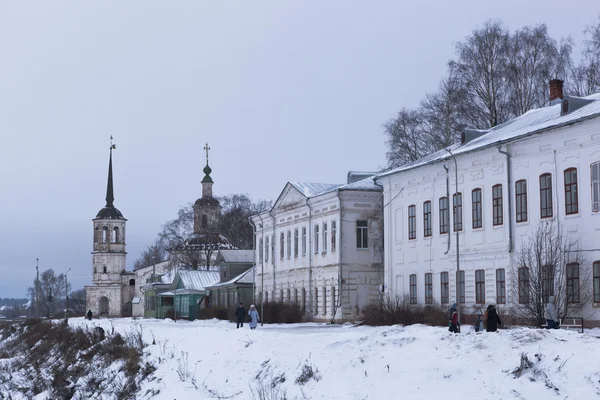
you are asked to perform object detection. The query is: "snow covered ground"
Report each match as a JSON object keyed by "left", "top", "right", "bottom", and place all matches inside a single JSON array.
[{"left": 70, "top": 318, "right": 600, "bottom": 399}]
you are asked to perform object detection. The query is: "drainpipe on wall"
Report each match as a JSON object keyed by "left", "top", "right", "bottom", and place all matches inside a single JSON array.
[
  {"left": 372, "top": 180, "right": 385, "bottom": 295},
  {"left": 335, "top": 189, "right": 343, "bottom": 321},
  {"left": 306, "top": 197, "right": 313, "bottom": 319},
  {"left": 268, "top": 210, "right": 277, "bottom": 305},
  {"left": 445, "top": 148, "right": 461, "bottom": 332},
  {"left": 256, "top": 214, "right": 265, "bottom": 325},
  {"left": 497, "top": 146, "right": 513, "bottom": 253},
  {"left": 444, "top": 165, "right": 451, "bottom": 255}
]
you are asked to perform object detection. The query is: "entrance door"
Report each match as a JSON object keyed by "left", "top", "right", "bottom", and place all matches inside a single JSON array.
[{"left": 99, "top": 296, "right": 109, "bottom": 315}]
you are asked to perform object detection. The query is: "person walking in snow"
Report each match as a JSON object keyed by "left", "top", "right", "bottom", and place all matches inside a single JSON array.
[
  {"left": 86, "top": 309, "right": 93, "bottom": 321},
  {"left": 248, "top": 304, "right": 260, "bottom": 330},
  {"left": 544, "top": 296, "right": 559, "bottom": 329},
  {"left": 448, "top": 303, "right": 459, "bottom": 333},
  {"left": 485, "top": 304, "right": 502, "bottom": 332},
  {"left": 235, "top": 302, "right": 246, "bottom": 329}
]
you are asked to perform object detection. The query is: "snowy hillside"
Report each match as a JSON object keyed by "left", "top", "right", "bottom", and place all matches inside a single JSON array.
[{"left": 69, "top": 318, "right": 600, "bottom": 400}]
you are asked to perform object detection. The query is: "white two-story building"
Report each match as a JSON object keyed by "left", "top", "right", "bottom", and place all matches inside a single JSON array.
[
  {"left": 250, "top": 172, "right": 383, "bottom": 322},
  {"left": 376, "top": 81, "right": 600, "bottom": 326}
]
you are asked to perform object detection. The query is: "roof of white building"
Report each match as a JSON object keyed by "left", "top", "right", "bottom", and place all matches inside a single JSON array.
[
  {"left": 176, "top": 269, "right": 220, "bottom": 291},
  {"left": 217, "top": 249, "right": 254, "bottom": 263},
  {"left": 206, "top": 267, "right": 255, "bottom": 289},
  {"left": 288, "top": 176, "right": 381, "bottom": 199},
  {"left": 377, "top": 93, "right": 600, "bottom": 179}
]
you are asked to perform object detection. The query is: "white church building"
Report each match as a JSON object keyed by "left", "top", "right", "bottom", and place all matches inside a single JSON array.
[
  {"left": 375, "top": 80, "right": 600, "bottom": 326},
  {"left": 250, "top": 172, "right": 384, "bottom": 322}
]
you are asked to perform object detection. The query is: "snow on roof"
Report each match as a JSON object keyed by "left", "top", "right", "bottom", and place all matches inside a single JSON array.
[
  {"left": 206, "top": 267, "right": 255, "bottom": 289},
  {"left": 377, "top": 93, "right": 600, "bottom": 179},
  {"left": 217, "top": 249, "right": 254, "bottom": 263},
  {"left": 289, "top": 182, "right": 342, "bottom": 198},
  {"left": 177, "top": 269, "right": 220, "bottom": 291},
  {"left": 339, "top": 176, "right": 381, "bottom": 191}
]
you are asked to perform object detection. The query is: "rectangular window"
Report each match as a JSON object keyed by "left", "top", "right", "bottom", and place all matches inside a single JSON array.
[
  {"left": 314, "top": 225, "right": 319, "bottom": 254},
  {"left": 271, "top": 235, "right": 275, "bottom": 264},
  {"left": 542, "top": 265, "right": 554, "bottom": 304},
  {"left": 287, "top": 231, "right": 291, "bottom": 259},
  {"left": 439, "top": 197, "right": 449, "bottom": 234},
  {"left": 566, "top": 263, "right": 580, "bottom": 303},
  {"left": 331, "top": 286, "right": 336, "bottom": 313},
  {"left": 475, "top": 269, "right": 485, "bottom": 304},
  {"left": 408, "top": 205, "right": 416, "bottom": 240},
  {"left": 516, "top": 180, "right": 528, "bottom": 222},
  {"left": 280, "top": 233, "right": 284, "bottom": 260},
  {"left": 458, "top": 270, "right": 465, "bottom": 304},
  {"left": 492, "top": 184, "right": 503, "bottom": 226},
  {"left": 322, "top": 287, "right": 327, "bottom": 315},
  {"left": 265, "top": 237, "right": 269, "bottom": 263},
  {"left": 518, "top": 267, "right": 530, "bottom": 304},
  {"left": 409, "top": 274, "right": 417, "bottom": 304},
  {"left": 594, "top": 261, "right": 600, "bottom": 303},
  {"left": 302, "top": 227, "right": 306, "bottom": 256},
  {"left": 323, "top": 222, "right": 328, "bottom": 252},
  {"left": 564, "top": 168, "right": 579, "bottom": 215},
  {"left": 440, "top": 272, "right": 449, "bottom": 304},
  {"left": 425, "top": 273, "right": 433, "bottom": 304},
  {"left": 356, "top": 220, "right": 368, "bottom": 249},
  {"left": 259, "top": 238, "right": 263, "bottom": 263},
  {"left": 294, "top": 229, "right": 299, "bottom": 257},
  {"left": 453, "top": 193, "right": 462, "bottom": 232},
  {"left": 423, "top": 201, "right": 432, "bottom": 237},
  {"left": 314, "top": 287, "right": 319, "bottom": 315},
  {"left": 472, "top": 189, "right": 482, "bottom": 228},
  {"left": 331, "top": 221, "right": 337, "bottom": 252},
  {"left": 592, "top": 162, "right": 600, "bottom": 212},
  {"left": 496, "top": 269, "right": 505, "bottom": 304},
  {"left": 539, "top": 173, "right": 553, "bottom": 218}
]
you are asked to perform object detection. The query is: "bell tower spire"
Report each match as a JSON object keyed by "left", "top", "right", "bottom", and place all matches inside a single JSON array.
[
  {"left": 201, "top": 142, "right": 214, "bottom": 197},
  {"left": 105, "top": 136, "right": 116, "bottom": 207}
]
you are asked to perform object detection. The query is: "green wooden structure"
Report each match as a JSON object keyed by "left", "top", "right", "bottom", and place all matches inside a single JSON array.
[{"left": 156, "top": 269, "right": 220, "bottom": 320}]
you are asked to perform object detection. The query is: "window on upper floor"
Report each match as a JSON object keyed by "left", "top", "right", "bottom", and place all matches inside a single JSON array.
[
  {"left": 302, "top": 227, "right": 307, "bottom": 256},
  {"left": 271, "top": 235, "right": 275, "bottom": 263},
  {"left": 492, "top": 184, "right": 503, "bottom": 226},
  {"left": 564, "top": 168, "right": 579, "bottom": 215},
  {"left": 496, "top": 269, "right": 505, "bottom": 304},
  {"left": 567, "top": 263, "right": 580, "bottom": 303},
  {"left": 475, "top": 269, "right": 485, "bottom": 304},
  {"left": 201, "top": 214, "right": 208, "bottom": 229},
  {"left": 472, "top": 189, "right": 482, "bottom": 229},
  {"left": 103, "top": 265, "right": 107, "bottom": 274},
  {"left": 112, "top": 227, "right": 120, "bottom": 243},
  {"left": 539, "top": 173, "right": 553, "bottom": 218},
  {"left": 280, "top": 233, "right": 285, "bottom": 260},
  {"left": 425, "top": 273, "right": 433, "bottom": 304},
  {"left": 593, "top": 261, "right": 600, "bottom": 303},
  {"left": 331, "top": 221, "right": 337, "bottom": 252},
  {"left": 102, "top": 226, "right": 109, "bottom": 243},
  {"left": 439, "top": 197, "right": 449, "bottom": 234},
  {"left": 592, "top": 162, "right": 600, "bottom": 212},
  {"left": 440, "top": 272, "right": 449, "bottom": 304},
  {"left": 314, "top": 225, "right": 320, "bottom": 253},
  {"left": 409, "top": 274, "right": 417, "bottom": 304},
  {"left": 259, "top": 238, "right": 263, "bottom": 263},
  {"left": 356, "top": 220, "right": 368, "bottom": 249},
  {"left": 287, "top": 231, "right": 291, "bottom": 259},
  {"left": 518, "top": 267, "right": 530, "bottom": 304},
  {"left": 423, "top": 201, "right": 432, "bottom": 237},
  {"left": 323, "top": 222, "right": 328, "bottom": 253},
  {"left": 294, "top": 229, "right": 299, "bottom": 258},
  {"left": 453, "top": 193, "right": 462, "bottom": 232},
  {"left": 408, "top": 205, "right": 416, "bottom": 240},
  {"left": 516, "top": 180, "right": 528, "bottom": 222},
  {"left": 265, "top": 237, "right": 270, "bottom": 263}
]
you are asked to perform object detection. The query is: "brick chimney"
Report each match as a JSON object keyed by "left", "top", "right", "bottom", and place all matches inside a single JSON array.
[{"left": 549, "top": 79, "right": 564, "bottom": 102}]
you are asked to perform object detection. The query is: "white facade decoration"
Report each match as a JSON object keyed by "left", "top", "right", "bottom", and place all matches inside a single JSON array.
[
  {"left": 376, "top": 93, "right": 600, "bottom": 325},
  {"left": 251, "top": 175, "right": 384, "bottom": 322}
]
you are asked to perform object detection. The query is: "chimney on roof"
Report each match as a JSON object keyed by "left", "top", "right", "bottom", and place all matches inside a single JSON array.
[{"left": 549, "top": 79, "right": 564, "bottom": 102}]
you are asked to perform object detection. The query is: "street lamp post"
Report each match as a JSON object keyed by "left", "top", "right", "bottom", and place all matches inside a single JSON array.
[
  {"left": 65, "top": 268, "right": 71, "bottom": 324},
  {"left": 446, "top": 148, "right": 461, "bottom": 332}
]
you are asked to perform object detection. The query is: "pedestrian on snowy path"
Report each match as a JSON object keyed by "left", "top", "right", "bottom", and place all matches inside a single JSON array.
[
  {"left": 485, "top": 305, "right": 502, "bottom": 332},
  {"left": 235, "top": 302, "right": 246, "bottom": 329},
  {"left": 448, "top": 303, "right": 459, "bottom": 333},
  {"left": 248, "top": 304, "right": 260, "bottom": 330},
  {"left": 544, "top": 296, "right": 559, "bottom": 329},
  {"left": 86, "top": 309, "right": 93, "bottom": 321}
]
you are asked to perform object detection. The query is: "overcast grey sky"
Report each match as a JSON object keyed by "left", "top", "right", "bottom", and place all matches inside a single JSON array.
[{"left": 0, "top": 1, "right": 596, "bottom": 298}]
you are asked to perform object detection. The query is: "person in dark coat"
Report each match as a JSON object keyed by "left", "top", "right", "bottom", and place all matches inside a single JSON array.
[
  {"left": 448, "top": 303, "right": 460, "bottom": 333},
  {"left": 86, "top": 309, "right": 93, "bottom": 321},
  {"left": 485, "top": 304, "right": 502, "bottom": 332},
  {"left": 235, "top": 302, "right": 246, "bottom": 329}
]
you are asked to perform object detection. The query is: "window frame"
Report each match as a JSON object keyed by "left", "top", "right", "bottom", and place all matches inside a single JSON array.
[
  {"left": 331, "top": 221, "right": 337, "bottom": 252},
  {"left": 356, "top": 220, "right": 368, "bottom": 249},
  {"left": 472, "top": 188, "right": 482, "bottom": 229},
  {"left": 475, "top": 269, "right": 485, "bottom": 304},
  {"left": 453, "top": 192, "right": 462, "bottom": 232},
  {"left": 323, "top": 222, "right": 328, "bottom": 253},
  {"left": 592, "top": 162, "right": 600, "bottom": 212},
  {"left": 439, "top": 197, "right": 449, "bottom": 234},
  {"left": 440, "top": 272, "right": 449, "bottom": 304},
  {"left": 259, "top": 238, "right": 263, "bottom": 263},
  {"left": 265, "top": 237, "right": 269, "bottom": 263},
  {"left": 496, "top": 268, "right": 506, "bottom": 304},
  {"left": 539, "top": 173, "right": 553, "bottom": 219},
  {"left": 314, "top": 225, "right": 319, "bottom": 254},
  {"left": 515, "top": 180, "right": 528, "bottom": 223},
  {"left": 286, "top": 231, "right": 291, "bottom": 259},
  {"left": 408, "top": 205, "right": 416, "bottom": 240},
  {"left": 294, "top": 229, "right": 299, "bottom": 258},
  {"left": 492, "top": 184, "right": 503, "bottom": 226},
  {"left": 566, "top": 263, "right": 580, "bottom": 304},
  {"left": 280, "top": 233, "right": 285, "bottom": 260},
  {"left": 564, "top": 168, "right": 579, "bottom": 215},
  {"left": 424, "top": 273, "right": 433, "bottom": 304},
  {"left": 518, "top": 267, "right": 530, "bottom": 304},
  {"left": 409, "top": 274, "right": 417, "bottom": 304},
  {"left": 542, "top": 265, "right": 554, "bottom": 304},
  {"left": 423, "top": 201, "right": 432, "bottom": 237},
  {"left": 458, "top": 270, "right": 465, "bottom": 304},
  {"left": 593, "top": 261, "right": 600, "bottom": 303},
  {"left": 301, "top": 227, "right": 306, "bottom": 256}
]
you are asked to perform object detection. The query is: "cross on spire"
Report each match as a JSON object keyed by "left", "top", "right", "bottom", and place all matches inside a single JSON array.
[{"left": 203, "top": 142, "right": 210, "bottom": 165}]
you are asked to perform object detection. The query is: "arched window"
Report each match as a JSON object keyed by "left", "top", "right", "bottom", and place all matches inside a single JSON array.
[
  {"left": 515, "top": 180, "right": 528, "bottom": 222},
  {"left": 472, "top": 189, "right": 482, "bottom": 228},
  {"left": 564, "top": 168, "right": 578, "bottom": 215},
  {"left": 102, "top": 227, "right": 109, "bottom": 243},
  {"left": 539, "top": 173, "right": 553, "bottom": 218},
  {"left": 99, "top": 296, "right": 109, "bottom": 315},
  {"left": 201, "top": 214, "right": 208, "bottom": 229},
  {"left": 112, "top": 227, "right": 120, "bottom": 243}
]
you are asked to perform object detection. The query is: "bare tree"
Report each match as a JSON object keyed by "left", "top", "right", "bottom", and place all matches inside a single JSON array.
[
  {"left": 27, "top": 269, "right": 71, "bottom": 318},
  {"left": 569, "top": 16, "right": 600, "bottom": 96},
  {"left": 133, "top": 240, "right": 168, "bottom": 270},
  {"left": 449, "top": 20, "right": 511, "bottom": 128},
  {"left": 69, "top": 288, "right": 87, "bottom": 315},
  {"left": 383, "top": 108, "right": 431, "bottom": 168},
  {"left": 218, "top": 194, "right": 272, "bottom": 249},
  {"left": 508, "top": 221, "right": 591, "bottom": 326}
]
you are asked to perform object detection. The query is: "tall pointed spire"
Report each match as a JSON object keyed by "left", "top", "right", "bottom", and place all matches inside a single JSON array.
[{"left": 105, "top": 136, "right": 116, "bottom": 207}]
